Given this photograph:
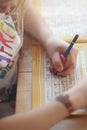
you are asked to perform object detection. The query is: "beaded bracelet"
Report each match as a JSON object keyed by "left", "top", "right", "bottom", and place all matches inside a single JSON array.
[{"left": 56, "top": 94, "right": 74, "bottom": 113}]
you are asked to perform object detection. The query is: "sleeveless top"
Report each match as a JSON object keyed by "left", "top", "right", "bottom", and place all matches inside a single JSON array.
[{"left": 0, "top": 14, "right": 22, "bottom": 102}]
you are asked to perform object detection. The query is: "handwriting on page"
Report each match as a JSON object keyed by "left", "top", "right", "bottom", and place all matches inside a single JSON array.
[{"left": 44, "top": 50, "right": 87, "bottom": 103}]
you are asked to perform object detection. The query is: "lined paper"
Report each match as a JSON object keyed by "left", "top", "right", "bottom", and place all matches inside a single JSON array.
[{"left": 32, "top": 44, "right": 87, "bottom": 113}]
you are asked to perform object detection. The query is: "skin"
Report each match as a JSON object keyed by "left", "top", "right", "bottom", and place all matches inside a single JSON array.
[{"left": 0, "top": 0, "right": 17, "bottom": 13}]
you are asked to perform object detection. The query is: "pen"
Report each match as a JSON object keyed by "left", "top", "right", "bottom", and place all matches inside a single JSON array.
[
  {"left": 49, "top": 34, "right": 79, "bottom": 74},
  {"left": 60, "top": 34, "right": 79, "bottom": 63}
]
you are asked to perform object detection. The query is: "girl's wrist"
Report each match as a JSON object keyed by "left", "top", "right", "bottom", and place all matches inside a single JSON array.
[
  {"left": 65, "top": 87, "right": 84, "bottom": 111},
  {"left": 56, "top": 94, "right": 74, "bottom": 113},
  {"left": 41, "top": 34, "right": 55, "bottom": 48}
]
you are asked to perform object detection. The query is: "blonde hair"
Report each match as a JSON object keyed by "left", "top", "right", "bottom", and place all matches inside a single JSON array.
[{"left": 9, "top": 0, "right": 26, "bottom": 43}]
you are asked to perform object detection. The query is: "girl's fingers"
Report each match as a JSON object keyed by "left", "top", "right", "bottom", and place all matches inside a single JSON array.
[
  {"left": 51, "top": 52, "right": 63, "bottom": 72},
  {"left": 57, "top": 65, "right": 75, "bottom": 77}
]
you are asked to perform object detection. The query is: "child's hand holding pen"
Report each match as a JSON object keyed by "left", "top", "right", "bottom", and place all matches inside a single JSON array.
[{"left": 46, "top": 35, "right": 79, "bottom": 76}]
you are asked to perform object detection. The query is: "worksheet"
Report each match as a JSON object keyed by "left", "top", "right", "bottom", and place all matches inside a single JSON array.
[
  {"left": 32, "top": 45, "right": 87, "bottom": 113},
  {"left": 44, "top": 50, "right": 87, "bottom": 101}
]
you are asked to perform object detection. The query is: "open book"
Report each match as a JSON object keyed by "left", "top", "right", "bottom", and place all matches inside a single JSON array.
[{"left": 32, "top": 42, "right": 87, "bottom": 114}]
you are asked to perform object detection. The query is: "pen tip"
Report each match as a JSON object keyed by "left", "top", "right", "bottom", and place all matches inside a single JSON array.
[{"left": 72, "top": 34, "right": 79, "bottom": 42}]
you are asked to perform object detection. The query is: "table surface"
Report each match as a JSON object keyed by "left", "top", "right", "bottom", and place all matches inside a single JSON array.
[{"left": 15, "top": 35, "right": 87, "bottom": 130}]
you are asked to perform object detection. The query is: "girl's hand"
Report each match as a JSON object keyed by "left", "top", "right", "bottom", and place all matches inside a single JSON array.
[
  {"left": 45, "top": 36, "right": 78, "bottom": 76},
  {"left": 66, "top": 75, "right": 87, "bottom": 109}
]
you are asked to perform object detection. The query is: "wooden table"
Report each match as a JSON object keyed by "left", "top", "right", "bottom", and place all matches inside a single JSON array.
[
  {"left": 16, "top": 35, "right": 32, "bottom": 112},
  {"left": 15, "top": 35, "right": 87, "bottom": 130}
]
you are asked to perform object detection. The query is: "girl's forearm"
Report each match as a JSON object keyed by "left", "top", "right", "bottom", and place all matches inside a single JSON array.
[
  {"left": 0, "top": 88, "right": 81, "bottom": 130},
  {"left": 24, "top": 2, "right": 53, "bottom": 48},
  {"left": 0, "top": 101, "right": 69, "bottom": 130}
]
